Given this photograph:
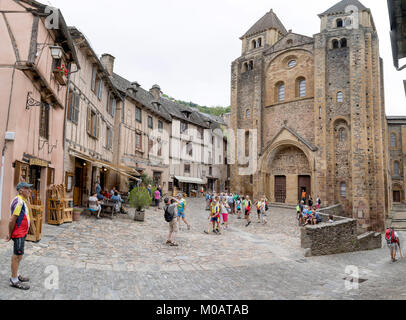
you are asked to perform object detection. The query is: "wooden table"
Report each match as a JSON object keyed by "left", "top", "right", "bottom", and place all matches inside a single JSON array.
[{"left": 101, "top": 200, "right": 118, "bottom": 219}]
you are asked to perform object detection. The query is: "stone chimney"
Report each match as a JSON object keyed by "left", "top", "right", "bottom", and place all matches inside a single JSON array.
[
  {"left": 149, "top": 84, "right": 161, "bottom": 100},
  {"left": 100, "top": 53, "right": 115, "bottom": 76}
]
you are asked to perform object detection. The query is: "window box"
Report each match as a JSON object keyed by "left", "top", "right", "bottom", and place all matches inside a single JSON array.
[{"left": 53, "top": 69, "right": 67, "bottom": 85}]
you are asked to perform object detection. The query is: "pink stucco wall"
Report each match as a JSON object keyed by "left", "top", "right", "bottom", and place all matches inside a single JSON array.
[{"left": 0, "top": 1, "right": 69, "bottom": 237}]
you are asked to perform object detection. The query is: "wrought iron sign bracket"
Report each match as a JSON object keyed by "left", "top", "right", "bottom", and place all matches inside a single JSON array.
[{"left": 26, "top": 92, "right": 50, "bottom": 110}]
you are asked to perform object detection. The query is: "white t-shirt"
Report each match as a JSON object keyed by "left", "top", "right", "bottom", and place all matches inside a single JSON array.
[{"left": 89, "top": 196, "right": 100, "bottom": 210}]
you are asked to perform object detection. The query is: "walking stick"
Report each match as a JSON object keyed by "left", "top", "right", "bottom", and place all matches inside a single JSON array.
[{"left": 398, "top": 243, "right": 403, "bottom": 259}]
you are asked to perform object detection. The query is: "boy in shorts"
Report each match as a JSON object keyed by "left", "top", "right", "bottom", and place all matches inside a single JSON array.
[
  {"left": 176, "top": 194, "right": 190, "bottom": 231},
  {"left": 244, "top": 195, "right": 252, "bottom": 227}
]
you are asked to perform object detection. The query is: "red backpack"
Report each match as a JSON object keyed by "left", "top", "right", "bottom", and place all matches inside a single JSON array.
[{"left": 385, "top": 229, "right": 396, "bottom": 245}]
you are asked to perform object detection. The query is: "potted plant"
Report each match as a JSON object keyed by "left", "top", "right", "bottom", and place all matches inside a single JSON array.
[
  {"left": 129, "top": 187, "right": 152, "bottom": 221},
  {"left": 73, "top": 207, "right": 83, "bottom": 221}
]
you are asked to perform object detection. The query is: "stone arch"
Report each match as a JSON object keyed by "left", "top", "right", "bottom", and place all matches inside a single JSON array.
[{"left": 260, "top": 140, "right": 315, "bottom": 204}]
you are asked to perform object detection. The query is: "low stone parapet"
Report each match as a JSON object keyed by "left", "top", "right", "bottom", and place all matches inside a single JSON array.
[{"left": 301, "top": 213, "right": 382, "bottom": 257}]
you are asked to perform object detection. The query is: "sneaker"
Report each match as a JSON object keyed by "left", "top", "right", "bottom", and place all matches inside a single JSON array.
[
  {"left": 204, "top": 231, "right": 209, "bottom": 235},
  {"left": 170, "top": 243, "right": 179, "bottom": 247},
  {"left": 166, "top": 240, "right": 172, "bottom": 244},
  {"left": 246, "top": 222, "right": 251, "bottom": 227},
  {"left": 18, "top": 275, "right": 30, "bottom": 282},
  {"left": 10, "top": 279, "right": 30, "bottom": 290}
]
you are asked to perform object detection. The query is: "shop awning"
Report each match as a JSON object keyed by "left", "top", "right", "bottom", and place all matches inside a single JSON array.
[
  {"left": 69, "top": 151, "right": 141, "bottom": 179},
  {"left": 174, "top": 176, "right": 206, "bottom": 184},
  {"left": 98, "top": 163, "right": 141, "bottom": 181}
]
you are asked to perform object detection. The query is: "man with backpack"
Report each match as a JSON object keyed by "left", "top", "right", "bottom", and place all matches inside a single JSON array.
[
  {"left": 386, "top": 227, "right": 400, "bottom": 262},
  {"left": 164, "top": 198, "right": 178, "bottom": 247}
]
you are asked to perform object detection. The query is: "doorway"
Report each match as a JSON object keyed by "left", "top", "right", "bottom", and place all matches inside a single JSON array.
[
  {"left": 298, "top": 175, "right": 311, "bottom": 202},
  {"left": 393, "top": 191, "right": 401, "bottom": 203},
  {"left": 274, "top": 176, "right": 286, "bottom": 203}
]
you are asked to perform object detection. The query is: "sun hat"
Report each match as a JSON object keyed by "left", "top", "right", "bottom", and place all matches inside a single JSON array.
[{"left": 17, "top": 182, "right": 33, "bottom": 191}]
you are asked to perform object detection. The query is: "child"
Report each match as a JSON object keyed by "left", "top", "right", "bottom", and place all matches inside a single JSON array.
[
  {"left": 256, "top": 200, "right": 262, "bottom": 223},
  {"left": 236, "top": 197, "right": 242, "bottom": 219},
  {"left": 244, "top": 195, "right": 252, "bottom": 227},
  {"left": 205, "top": 197, "right": 221, "bottom": 235},
  {"left": 221, "top": 199, "right": 230, "bottom": 230},
  {"left": 328, "top": 215, "right": 334, "bottom": 223},
  {"left": 297, "top": 202, "right": 303, "bottom": 226},
  {"left": 259, "top": 197, "right": 267, "bottom": 225}
]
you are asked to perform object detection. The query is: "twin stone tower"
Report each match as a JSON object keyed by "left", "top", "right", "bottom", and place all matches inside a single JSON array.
[{"left": 229, "top": 0, "right": 390, "bottom": 231}]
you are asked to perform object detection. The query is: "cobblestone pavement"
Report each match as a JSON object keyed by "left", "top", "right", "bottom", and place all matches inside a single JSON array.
[{"left": 0, "top": 198, "right": 405, "bottom": 300}]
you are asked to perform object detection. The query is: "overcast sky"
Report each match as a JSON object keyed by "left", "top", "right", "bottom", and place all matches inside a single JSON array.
[{"left": 47, "top": 0, "right": 405, "bottom": 115}]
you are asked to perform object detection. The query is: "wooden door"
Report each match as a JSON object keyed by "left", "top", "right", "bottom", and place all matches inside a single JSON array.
[
  {"left": 393, "top": 191, "right": 401, "bottom": 203},
  {"left": 298, "top": 175, "right": 311, "bottom": 202},
  {"left": 275, "top": 176, "right": 286, "bottom": 203}
]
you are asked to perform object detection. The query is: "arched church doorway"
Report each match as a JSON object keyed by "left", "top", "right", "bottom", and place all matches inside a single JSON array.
[{"left": 266, "top": 145, "right": 312, "bottom": 204}]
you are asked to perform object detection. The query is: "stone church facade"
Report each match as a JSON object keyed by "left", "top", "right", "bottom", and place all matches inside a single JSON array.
[{"left": 230, "top": 0, "right": 392, "bottom": 231}]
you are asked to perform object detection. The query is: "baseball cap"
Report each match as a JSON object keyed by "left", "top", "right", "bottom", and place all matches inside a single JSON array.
[{"left": 17, "top": 182, "right": 33, "bottom": 191}]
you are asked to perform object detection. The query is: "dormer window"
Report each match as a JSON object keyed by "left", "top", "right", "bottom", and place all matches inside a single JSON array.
[
  {"left": 182, "top": 111, "right": 191, "bottom": 119},
  {"left": 336, "top": 19, "right": 343, "bottom": 28}
]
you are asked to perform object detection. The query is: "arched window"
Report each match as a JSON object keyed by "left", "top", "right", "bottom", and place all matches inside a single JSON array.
[
  {"left": 249, "top": 60, "right": 254, "bottom": 70},
  {"left": 339, "top": 128, "right": 346, "bottom": 142},
  {"left": 340, "top": 182, "right": 346, "bottom": 198},
  {"left": 296, "top": 77, "right": 306, "bottom": 98},
  {"left": 391, "top": 133, "right": 397, "bottom": 147},
  {"left": 395, "top": 161, "right": 400, "bottom": 176},
  {"left": 258, "top": 38, "right": 262, "bottom": 47},
  {"left": 246, "top": 109, "right": 251, "bottom": 118},
  {"left": 276, "top": 82, "right": 285, "bottom": 102},
  {"left": 336, "top": 19, "right": 343, "bottom": 28},
  {"left": 252, "top": 40, "right": 257, "bottom": 49},
  {"left": 243, "top": 62, "right": 248, "bottom": 73},
  {"left": 332, "top": 39, "right": 339, "bottom": 49},
  {"left": 337, "top": 91, "right": 344, "bottom": 103},
  {"left": 340, "top": 38, "right": 347, "bottom": 48}
]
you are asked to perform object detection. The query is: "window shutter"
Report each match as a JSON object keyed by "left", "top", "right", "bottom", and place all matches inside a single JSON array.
[
  {"left": 112, "top": 98, "right": 116, "bottom": 117},
  {"left": 87, "top": 107, "right": 91, "bottom": 135},
  {"left": 74, "top": 93, "right": 80, "bottom": 123},
  {"left": 98, "top": 81, "right": 104, "bottom": 100},
  {"left": 96, "top": 114, "right": 100, "bottom": 139},
  {"left": 14, "top": 161, "right": 22, "bottom": 186},
  {"left": 91, "top": 66, "right": 96, "bottom": 92}
]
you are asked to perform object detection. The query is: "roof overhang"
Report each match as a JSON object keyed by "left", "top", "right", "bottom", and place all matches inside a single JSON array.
[
  {"left": 174, "top": 176, "right": 206, "bottom": 185},
  {"left": 388, "top": 0, "right": 406, "bottom": 70}
]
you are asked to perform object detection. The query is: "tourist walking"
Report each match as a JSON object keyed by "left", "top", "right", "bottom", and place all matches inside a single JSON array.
[
  {"left": 205, "top": 196, "right": 221, "bottom": 234},
  {"left": 227, "top": 193, "right": 235, "bottom": 214},
  {"left": 154, "top": 188, "right": 161, "bottom": 211},
  {"left": 259, "top": 197, "right": 267, "bottom": 225},
  {"left": 316, "top": 196, "right": 321, "bottom": 209},
  {"left": 221, "top": 198, "right": 230, "bottom": 230},
  {"left": 176, "top": 193, "right": 191, "bottom": 230},
  {"left": 386, "top": 227, "right": 400, "bottom": 262},
  {"left": 164, "top": 198, "right": 178, "bottom": 246},
  {"left": 6, "top": 182, "right": 33, "bottom": 290},
  {"left": 236, "top": 196, "right": 242, "bottom": 219},
  {"left": 244, "top": 195, "right": 252, "bottom": 227}
]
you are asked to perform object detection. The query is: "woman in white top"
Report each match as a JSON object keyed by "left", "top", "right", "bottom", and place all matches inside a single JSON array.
[{"left": 88, "top": 193, "right": 102, "bottom": 219}]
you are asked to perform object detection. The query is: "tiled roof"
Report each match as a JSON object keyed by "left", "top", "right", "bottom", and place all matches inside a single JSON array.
[
  {"left": 320, "top": 0, "right": 368, "bottom": 15},
  {"left": 241, "top": 9, "right": 288, "bottom": 39}
]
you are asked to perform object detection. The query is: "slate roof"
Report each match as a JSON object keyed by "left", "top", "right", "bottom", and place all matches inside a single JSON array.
[
  {"left": 320, "top": 0, "right": 368, "bottom": 15},
  {"left": 241, "top": 9, "right": 288, "bottom": 39},
  {"left": 112, "top": 73, "right": 212, "bottom": 127},
  {"left": 112, "top": 73, "right": 172, "bottom": 122}
]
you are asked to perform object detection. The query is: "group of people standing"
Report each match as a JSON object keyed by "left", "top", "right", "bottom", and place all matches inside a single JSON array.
[{"left": 204, "top": 192, "right": 269, "bottom": 234}]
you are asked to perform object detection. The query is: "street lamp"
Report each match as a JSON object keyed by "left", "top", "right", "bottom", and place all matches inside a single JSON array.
[{"left": 49, "top": 45, "right": 63, "bottom": 59}]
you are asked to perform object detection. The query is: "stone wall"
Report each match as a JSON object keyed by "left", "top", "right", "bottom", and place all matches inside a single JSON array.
[{"left": 301, "top": 212, "right": 382, "bottom": 257}]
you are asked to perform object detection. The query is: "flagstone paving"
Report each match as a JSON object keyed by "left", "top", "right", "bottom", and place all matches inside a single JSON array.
[{"left": 0, "top": 198, "right": 405, "bottom": 300}]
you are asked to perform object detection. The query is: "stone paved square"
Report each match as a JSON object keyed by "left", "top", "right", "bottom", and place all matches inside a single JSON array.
[{"left": 0, "top": 198, "right": 405, "bottom": 300}]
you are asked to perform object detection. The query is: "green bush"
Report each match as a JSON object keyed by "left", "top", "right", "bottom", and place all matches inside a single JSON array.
[{"left": 129, "top": 187, "right": 152, "bottom": 211}]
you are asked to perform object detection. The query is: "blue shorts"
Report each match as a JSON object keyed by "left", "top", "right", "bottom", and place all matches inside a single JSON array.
[{"left": 178, "top": 212, "right": 185, "bottom": 218}]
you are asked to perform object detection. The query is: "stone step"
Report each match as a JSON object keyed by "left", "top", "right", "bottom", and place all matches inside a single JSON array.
[
  {"left": 391, "top": 221, "right": 406, "bottom": 230},
  {"left": 269, "top": 203, "right": 296, "bottom": 210}
]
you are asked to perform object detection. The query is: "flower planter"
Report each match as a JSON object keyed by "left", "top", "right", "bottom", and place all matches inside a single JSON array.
[
  {"left": 53, "top": 70, "right": 67, "bottom": 86},
  {"left": 134, "top": 209, "right": 145, "bottom": 222},
  {"left": 73, "top": 208, "right": 83, "bottom": 221}
]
